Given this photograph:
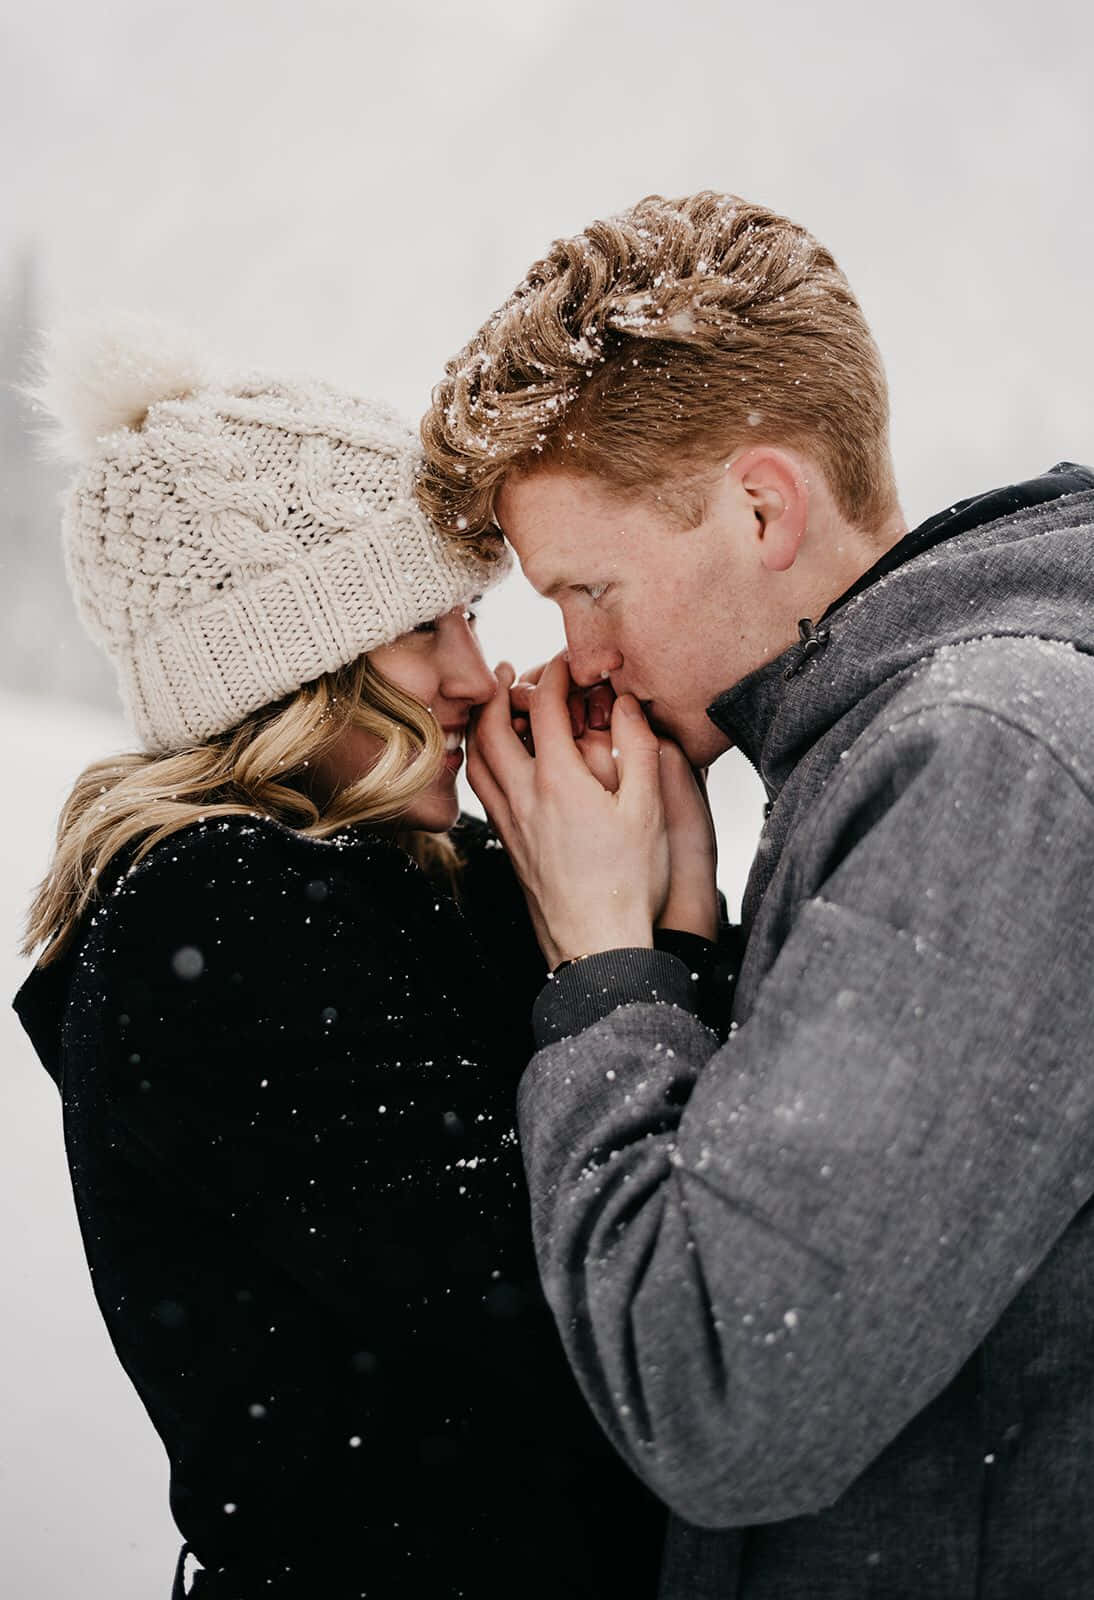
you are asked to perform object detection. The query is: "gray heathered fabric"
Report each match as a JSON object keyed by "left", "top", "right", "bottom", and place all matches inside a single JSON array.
[{"left": 519, "top": 479, "right": 1094, "bottom": 1597}]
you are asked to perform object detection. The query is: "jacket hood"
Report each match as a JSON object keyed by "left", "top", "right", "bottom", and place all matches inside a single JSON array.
[{"left": 707, "top": 464, "right": 1094, "bottom": 797}]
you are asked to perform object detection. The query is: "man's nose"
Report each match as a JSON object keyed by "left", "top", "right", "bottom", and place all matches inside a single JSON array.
[{"left": 566, "top": 636, "right": 623, "bottom": 690}]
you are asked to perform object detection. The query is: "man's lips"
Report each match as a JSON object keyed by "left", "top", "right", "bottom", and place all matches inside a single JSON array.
[
  {"left": 582, "top": 695, "right": 661, "bottom": 735},
  {"left": 582, "top": 683, "right": 615, "bottom": 732}
]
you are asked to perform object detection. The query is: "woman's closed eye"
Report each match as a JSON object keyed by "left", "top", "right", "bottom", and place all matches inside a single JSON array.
[
  {"left": 414, "top": 605, "right": 478, "bottom": 636},
  {"left": 574, "top": 582, "right": 610, "bottom": 603}
]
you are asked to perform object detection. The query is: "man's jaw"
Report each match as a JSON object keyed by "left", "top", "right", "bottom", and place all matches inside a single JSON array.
[
  {"left": 643, "top": 701, "right": 735, "bottom": 764},
  {"left": 642, "top": 699, "right": 684, "bottom": 746}
]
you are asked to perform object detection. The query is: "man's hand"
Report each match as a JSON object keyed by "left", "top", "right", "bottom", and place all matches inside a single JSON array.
[
  {"left": 509, "top": 664, "right": 718, "bottom": 941},
  {"left": 467, "top": 653, "right": 669, "bottom": 970},
  {"left": 510, "top": 662, "right": 615, "bottom": 775},
  {"left": 657, "top": 746, "right": 720, "bottom": 941}
]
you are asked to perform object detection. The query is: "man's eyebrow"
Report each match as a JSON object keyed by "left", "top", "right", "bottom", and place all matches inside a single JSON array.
[{"left": 531, "top": 574, "right": 572, "bottom": 599}]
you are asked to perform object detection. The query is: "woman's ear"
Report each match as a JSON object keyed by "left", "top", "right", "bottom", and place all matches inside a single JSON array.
[{"left": 730, "top": 447, "right": 809, "bottom": 573}]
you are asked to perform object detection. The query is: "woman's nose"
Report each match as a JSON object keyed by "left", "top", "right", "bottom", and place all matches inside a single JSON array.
[{"left": 443, "top": 620, "right": 498, "bottom": 705}]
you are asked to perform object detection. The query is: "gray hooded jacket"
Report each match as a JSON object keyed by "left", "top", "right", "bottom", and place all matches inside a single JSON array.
[{"left": 518, "top": 466, "right": 1094, "bottom": 1598}]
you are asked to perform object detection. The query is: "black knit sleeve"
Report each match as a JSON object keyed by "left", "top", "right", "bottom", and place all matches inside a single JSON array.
[
  {"left": 448, "top": 813, "right": 548, "bottom": 1047},
  {"left": 654, "top": 915, "right": 742, "bottom": 1040}
]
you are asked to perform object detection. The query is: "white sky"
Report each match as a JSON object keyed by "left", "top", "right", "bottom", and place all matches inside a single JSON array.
[
  {"left": 2, "top": 3, "right": 1092, "bottom": 1592},
  {"left": 4, "top": 0, "right": 1092, "bottom": 521},
  {"left": 5, "top": 0, "right": 1091, "bottom": 879}
]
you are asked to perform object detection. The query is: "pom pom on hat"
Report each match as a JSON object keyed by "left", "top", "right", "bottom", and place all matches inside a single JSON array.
[{"left": 31, "top": 312, "right": 212, "bottom": 461}]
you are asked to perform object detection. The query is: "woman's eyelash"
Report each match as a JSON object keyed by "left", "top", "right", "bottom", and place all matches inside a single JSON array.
[
  {"left": 414, "top": 607, "right": 477, "bottom": 637},
  {"left": 575, "top": 583, "right": 609, "bottom": 602}
]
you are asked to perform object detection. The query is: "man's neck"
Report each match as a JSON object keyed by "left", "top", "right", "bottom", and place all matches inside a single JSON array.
[{"left": 799, "top": 501, "right": 908, "bottom": 625}]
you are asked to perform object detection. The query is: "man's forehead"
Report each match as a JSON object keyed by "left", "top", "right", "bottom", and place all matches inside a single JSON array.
[
  {"left": 496, "top": 504, "right": 582, "bottom": 592},
  {"left": 497, "top": 469, "right": 628, "bottom": 534},
  {"left": 496, "top": 470, "right": 641, "bottom": 590}
]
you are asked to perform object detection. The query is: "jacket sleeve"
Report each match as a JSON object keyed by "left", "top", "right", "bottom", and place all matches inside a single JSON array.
[
  {"left": 452, "top": 813, "right": 739, "bottom": 1040},
  {"left": 516, "top": 701, "right": 1094, "bottom": 1527},
  {"left": 449, "top": 813, "right": 549, "bottom": 1050},
  {"left": 78, "top": 824, "right": 503, "bottom": 1323}
]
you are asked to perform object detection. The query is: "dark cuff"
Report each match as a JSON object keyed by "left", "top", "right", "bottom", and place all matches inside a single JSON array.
[
  {"left": 533, "top": 948, "right": 700, "bottom": 1048},
  {"left": 655, "top": 924, "right": 743, "bottom": 1040},
  {"left": 654, "top": 928, "right": 718, "bottom": 971}
]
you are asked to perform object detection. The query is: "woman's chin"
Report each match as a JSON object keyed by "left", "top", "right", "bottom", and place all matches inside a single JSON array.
[{"left": 403, "top": 782, "right": 461, "bottom": 833}]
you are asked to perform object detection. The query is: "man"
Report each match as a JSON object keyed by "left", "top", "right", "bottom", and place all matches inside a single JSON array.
[{"left": 418, "top": 192, "right": 1094, "bottom": 1596}]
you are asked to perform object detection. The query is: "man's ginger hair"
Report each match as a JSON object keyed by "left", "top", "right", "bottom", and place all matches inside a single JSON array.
[{"left": 419, "top": 191, "right": 897, "bottom": 541}]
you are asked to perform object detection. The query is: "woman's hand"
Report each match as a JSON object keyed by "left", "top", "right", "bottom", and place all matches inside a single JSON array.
[{"left": 467, "top": 655, "right": 669, "bottom": 970}]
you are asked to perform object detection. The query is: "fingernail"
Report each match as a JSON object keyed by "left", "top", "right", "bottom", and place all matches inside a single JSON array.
[{"left": 618, "top": 694, "right": 641, "bottom": 718}]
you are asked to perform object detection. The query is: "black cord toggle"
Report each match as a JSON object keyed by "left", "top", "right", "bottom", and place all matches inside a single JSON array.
[{"left": 784, "top": 617, "right": 831, "bottom": 680}]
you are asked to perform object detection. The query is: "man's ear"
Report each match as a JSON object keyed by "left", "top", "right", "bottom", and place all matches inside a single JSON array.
[{"left": 730, "top": 447, "right": 808, "bottom": 573}]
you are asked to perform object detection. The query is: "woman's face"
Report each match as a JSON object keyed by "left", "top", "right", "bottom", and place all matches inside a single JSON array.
[{"left": 314, "top": 605, "right": 498, "bottom": 831}]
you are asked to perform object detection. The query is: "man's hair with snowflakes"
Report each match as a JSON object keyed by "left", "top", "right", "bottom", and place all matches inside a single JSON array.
[{"left": 419, "top": 191, "right": 897, "bottom": 543}]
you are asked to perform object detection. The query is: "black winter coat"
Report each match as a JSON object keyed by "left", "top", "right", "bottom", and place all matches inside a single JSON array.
[{"left": 14, "top": 814, "right": 665, "bottom": 1598}]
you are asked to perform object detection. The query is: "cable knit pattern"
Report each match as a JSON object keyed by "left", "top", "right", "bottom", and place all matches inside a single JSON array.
[{"left": 61, "top": 374, "right": 510, "bottom": 750}]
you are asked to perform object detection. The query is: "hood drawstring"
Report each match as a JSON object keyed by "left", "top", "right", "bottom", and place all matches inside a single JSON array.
[{"left": 784, "top": 617, "right": 831, "bottom": 680}]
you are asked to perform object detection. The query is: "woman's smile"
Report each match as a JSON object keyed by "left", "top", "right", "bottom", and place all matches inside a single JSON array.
[{"left": 443, "top": 724, "right": 468, "bottom": 775}]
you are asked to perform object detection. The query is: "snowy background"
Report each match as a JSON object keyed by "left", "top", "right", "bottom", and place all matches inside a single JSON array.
[{"left": 2, "top": 0, "right": 1092, "bottom": 1593}]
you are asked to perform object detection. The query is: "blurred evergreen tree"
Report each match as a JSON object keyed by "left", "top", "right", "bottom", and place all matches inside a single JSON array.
[{"left": 0, "top": 248, "right": 118, "bottom": 713}]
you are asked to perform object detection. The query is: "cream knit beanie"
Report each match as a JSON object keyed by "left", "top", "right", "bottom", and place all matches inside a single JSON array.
[{"left": 34, "top": 317, "right": 510, "bottom": 752}]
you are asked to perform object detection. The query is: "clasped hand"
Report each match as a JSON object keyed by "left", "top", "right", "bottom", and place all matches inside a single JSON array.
[{"left": 465, "top": 653, "right": 719, "bottom": 970}]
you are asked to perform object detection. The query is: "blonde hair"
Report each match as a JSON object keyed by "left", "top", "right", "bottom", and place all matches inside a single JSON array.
[
  {"left": 25, "top": 656, "right": 459, "bottom": 967},
  {"left": 419, "top": 191, "right": 898, "bottom": 539}
]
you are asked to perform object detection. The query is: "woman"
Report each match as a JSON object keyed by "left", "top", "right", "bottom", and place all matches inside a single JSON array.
[{"left": 14, "top": 322, "right": 668, "bottom": 1597}]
